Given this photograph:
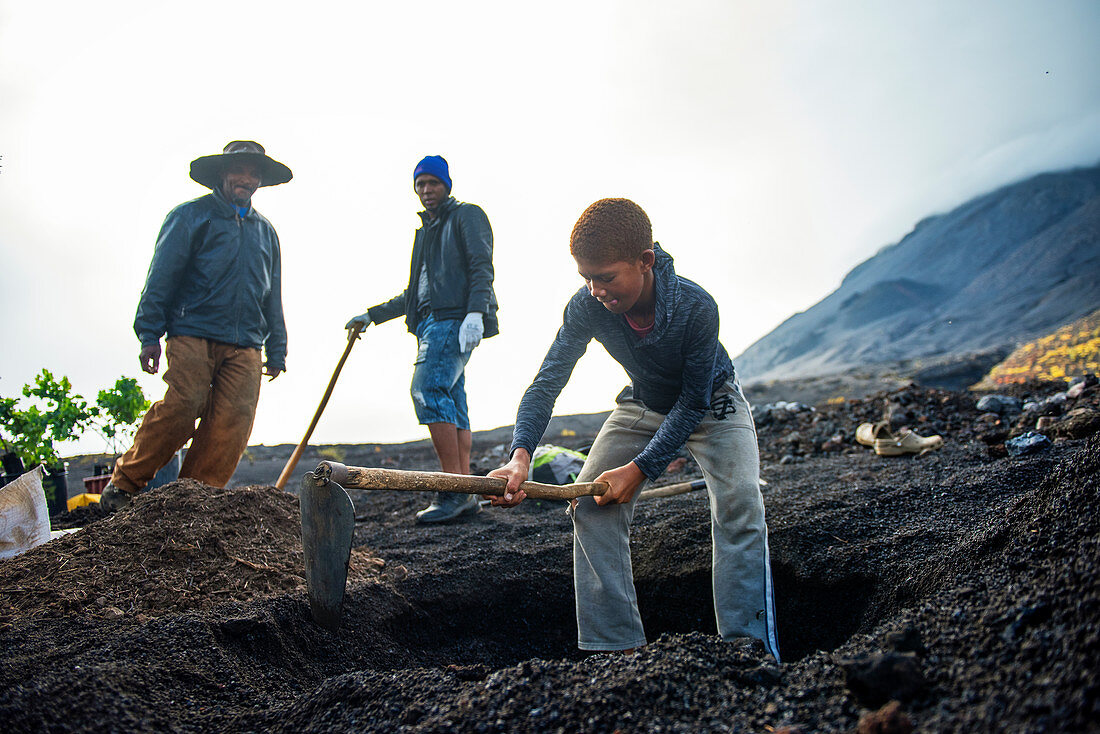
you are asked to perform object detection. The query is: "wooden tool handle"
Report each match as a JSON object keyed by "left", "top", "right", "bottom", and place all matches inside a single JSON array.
[
  {"left": 313, "top": 462, "right": 608, "bottom": 501},
  {"left": 638, "top": 478, "right": 706, "bottom": 500},
  {"left": 275, "top": 324, "right": 363, "bottom": 490}
]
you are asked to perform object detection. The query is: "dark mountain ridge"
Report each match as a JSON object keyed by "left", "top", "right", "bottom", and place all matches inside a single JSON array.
[{"left": 735, "top": 163, "right": 1100, "bottom": 384}]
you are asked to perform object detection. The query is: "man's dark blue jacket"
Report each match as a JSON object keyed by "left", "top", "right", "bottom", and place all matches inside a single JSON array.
[{"left": 133, "top": 188, "right": 287, "bottom": 371}]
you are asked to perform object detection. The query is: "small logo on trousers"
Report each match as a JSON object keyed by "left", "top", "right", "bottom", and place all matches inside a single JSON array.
[{"left": 711, "top": 394, "right": 736, "bottom": 420}]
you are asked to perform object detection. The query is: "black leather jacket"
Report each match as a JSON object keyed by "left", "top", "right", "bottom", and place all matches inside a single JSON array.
[
  {"left": 133, "top": 189, "right": 287, "bottom": 370},
  {"left": 368, "top": 197, "right": 499, "bottom": 337}
]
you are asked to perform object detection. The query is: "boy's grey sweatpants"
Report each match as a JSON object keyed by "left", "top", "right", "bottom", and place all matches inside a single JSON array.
[{"left": 569, "top": 380, "right": 780, "bottom": 661}]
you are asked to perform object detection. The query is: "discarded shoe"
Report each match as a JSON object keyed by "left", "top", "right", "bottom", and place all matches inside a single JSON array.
[
  {"left": 873, "top": 429, "right": 943, "bottom": 457},
  {"left": 99, "top": 483, "right": 134, "bottom": 513},
  {"left": 856, "top": 421, "right": 892, "bottom": 447},
  {"left": 415, "top": 491, "right": 480, "bottom": 524}
]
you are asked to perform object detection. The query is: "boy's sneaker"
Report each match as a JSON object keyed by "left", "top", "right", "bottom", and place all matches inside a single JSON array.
[
  {"left": 100, "top": 483, "right": 134, "bottom": 513},
  {"left": 415, "top": 492, "right": 480, "bottom": 524}
]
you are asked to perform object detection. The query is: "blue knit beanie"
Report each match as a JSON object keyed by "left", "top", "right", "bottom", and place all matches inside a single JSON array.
[{"left": 413, "top": 155, "right": 452, "bottom": 191}]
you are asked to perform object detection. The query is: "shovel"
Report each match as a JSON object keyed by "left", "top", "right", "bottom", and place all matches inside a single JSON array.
[{"left": 300, "top": 460, "right": 608, "bottom": 630}]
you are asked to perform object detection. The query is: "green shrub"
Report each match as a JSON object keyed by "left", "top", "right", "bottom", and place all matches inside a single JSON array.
[{"left": 0, "top": 370, "right": 150, "bottom": 469}]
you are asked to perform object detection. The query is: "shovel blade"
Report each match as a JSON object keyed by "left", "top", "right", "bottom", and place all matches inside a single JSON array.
[{"left": 301, "top": 475, "right": 355, "bottom": 630}]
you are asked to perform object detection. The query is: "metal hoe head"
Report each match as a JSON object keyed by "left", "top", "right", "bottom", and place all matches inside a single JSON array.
[{"left": 300, "top": 467, "right": 355, "bottom": 630}]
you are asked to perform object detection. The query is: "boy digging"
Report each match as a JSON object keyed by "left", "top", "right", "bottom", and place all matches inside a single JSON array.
[{"left": 489, "top": 198, "right": 780, "bottom": 660}]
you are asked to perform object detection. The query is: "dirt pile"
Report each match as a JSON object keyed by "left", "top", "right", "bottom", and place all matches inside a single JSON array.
[
  {"left": 0, "top": 480, "right": 382, "bottom": 625},
  {"left": 0, "top": 378, "right": 1097, "bottom": 732},
  {"left": 238, "top": 431, "right": 1100, "bottom": 733}
]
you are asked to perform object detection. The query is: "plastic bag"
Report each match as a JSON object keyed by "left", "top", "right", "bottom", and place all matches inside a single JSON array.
[{"left": 530, "top": 445, "right": 588, "bottom": 485}]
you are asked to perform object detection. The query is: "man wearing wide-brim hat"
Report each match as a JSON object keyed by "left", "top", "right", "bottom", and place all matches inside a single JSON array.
[{"left": 101, "top": 141, "right": 292, "bottom": 512}]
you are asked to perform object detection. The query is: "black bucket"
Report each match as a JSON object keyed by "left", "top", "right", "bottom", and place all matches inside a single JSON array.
[
  {"left": 43, "top": 463, "right": 70, "bottom": 515},
  {"left": 2, "top": 452, "right": 24, "bottom": 475},
  {"left": 1, "top": 452, "right": 25, "bottom": 487}
]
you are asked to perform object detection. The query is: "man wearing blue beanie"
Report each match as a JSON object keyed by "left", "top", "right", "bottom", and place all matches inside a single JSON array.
[
  {"left": 346, "top": 155, "right": 499, "bottom": 523},
  {"left": 412, "top": 154, "right": 452, "bottom": 191}
]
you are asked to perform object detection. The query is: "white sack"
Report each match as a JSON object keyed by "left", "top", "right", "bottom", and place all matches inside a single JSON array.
[{"left": 0, "top": 465, "right": 52, "bottom": 560}]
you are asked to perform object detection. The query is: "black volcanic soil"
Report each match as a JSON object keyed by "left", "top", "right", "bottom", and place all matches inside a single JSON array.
[{"left": 1, "top": 379, "right": 1098, "bottom": 733}]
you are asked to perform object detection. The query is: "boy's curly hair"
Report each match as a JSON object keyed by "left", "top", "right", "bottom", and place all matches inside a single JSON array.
[{"left": 570, "top": 198, "right": 652, "bottom": 263}]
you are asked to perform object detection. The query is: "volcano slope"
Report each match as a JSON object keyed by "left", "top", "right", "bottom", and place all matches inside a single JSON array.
[{"left": 0, "top": 380, "right": 1097, "bottom": 733}]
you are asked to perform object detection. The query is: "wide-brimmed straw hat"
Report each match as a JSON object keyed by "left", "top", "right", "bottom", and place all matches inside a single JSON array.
[{"left": 189, "top": 141, "right": 293, "bottom": 189}]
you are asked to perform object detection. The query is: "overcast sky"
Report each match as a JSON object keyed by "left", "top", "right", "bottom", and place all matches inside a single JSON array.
[{"left": 2, "top": 1, "right": 1099, "bottom": 460}]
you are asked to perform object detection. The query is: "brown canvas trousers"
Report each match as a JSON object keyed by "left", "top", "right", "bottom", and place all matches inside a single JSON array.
[{"left": 112, "top": 336, "right": 262, "bottom": 492}]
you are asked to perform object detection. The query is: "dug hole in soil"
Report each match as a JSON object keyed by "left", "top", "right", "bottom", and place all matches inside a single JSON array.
[{"left": 1, "top": 380, "right": 1098, "bottom": 732}]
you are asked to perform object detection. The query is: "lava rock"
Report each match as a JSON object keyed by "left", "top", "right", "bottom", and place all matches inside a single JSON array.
[
  {"left": 1025, "top": 392, "right": 1069, "bottom": 417},
  {"left": 1005, "top": 431, "right": 1052, "bottom": 457},
  {"left": 1067, "top": 373, "right": 1098, "bottom": 398},
  {"left": 976, "top": 395, "right": 1023, "bottom": 415},
  {"left": 751, "top": 406, "right": 773, "bottom": 427},
  {"left": 857, "top": 700, "right": 914, "bottom": 734},
  {"left": 840, "top": 651, "right": 928, "bottom": 706},
  {"left": 1049, "top": 407, "right": 1100, "bottom": 440}
]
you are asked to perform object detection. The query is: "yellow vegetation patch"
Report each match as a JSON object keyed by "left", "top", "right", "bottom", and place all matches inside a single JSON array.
[{"left": 977, "top": 309, "right": 1100, "bottom": 388}]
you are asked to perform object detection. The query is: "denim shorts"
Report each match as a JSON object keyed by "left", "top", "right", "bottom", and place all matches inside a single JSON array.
[{"left": 410, "top": 313, "right": 472, "bottom": 430}]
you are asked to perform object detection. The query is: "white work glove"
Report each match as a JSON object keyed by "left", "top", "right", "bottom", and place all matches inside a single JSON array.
[
  {"left": 345, "top": 312, "right": 372, "bottom": 331},
  {"left": 458, "top": 312, "right": 484, "bottom": 353}
]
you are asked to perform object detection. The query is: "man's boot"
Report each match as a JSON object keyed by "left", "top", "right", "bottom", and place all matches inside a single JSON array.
[
  {"left": 415, "top": 491, "right": 480, "bottom": 524},
  {"left": 99, "top": 482, "right": 135, "bottom": 513}
]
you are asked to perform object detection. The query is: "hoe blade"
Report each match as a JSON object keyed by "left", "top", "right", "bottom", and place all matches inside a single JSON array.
[{"left": 300, "top": 474, "right": 355, "bottom": 630}]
